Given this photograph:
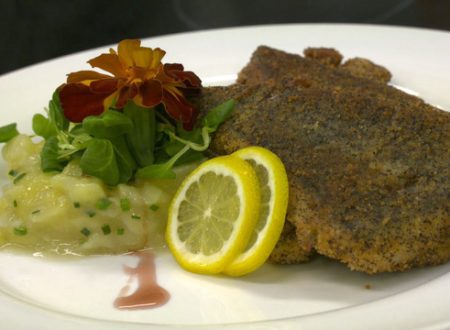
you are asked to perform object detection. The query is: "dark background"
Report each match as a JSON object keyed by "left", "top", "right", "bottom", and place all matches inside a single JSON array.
[{"left": 1, "top": 0, "right": 449, "bottom": 75}]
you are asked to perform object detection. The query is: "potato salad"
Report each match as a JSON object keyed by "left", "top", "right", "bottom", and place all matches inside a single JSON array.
[{"left": 0, "top": 135, "right": 195, "bottom": 255}]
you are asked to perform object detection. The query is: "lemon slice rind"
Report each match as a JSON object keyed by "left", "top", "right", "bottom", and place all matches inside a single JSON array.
[
  {"left": 166, "top": 156, "right": 260, "bottom": 274},
  {"left": 223, "top": 146, "right": 289, "bottom": 276}
]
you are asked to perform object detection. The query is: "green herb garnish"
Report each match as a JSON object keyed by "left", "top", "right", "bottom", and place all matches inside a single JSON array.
[
  {"left": 96, "top": 197, "right": 112, "bottom": 210},
  {"left": 32, "top": 113, "right": 57, "bottom": 139},
  {"left": 117, "top": 228, "right": 125, "bottom": 235},
  {"left": 13, "top": 172, "right": 26, "bottom": 184},
  {"left": 13, "top": 200, "right": 18, "bottom": 208},
  {"left": 0, "top": 123, "right": 19, "bottom": 142},
  {"left": 149, "top": 204, "right": 159, "bottom": 212},
  {"left": 120, "top": 198, "right": 131, "bottom": 211},
  {"left": 31, "top": 210, "right": 40, "bottom": 215},
  {"left": 73, "top": 202, "right": 81, "bottom": 208},
  {"left": 0, "top": 40, "right": 235, "bottom": 187},
  {"left": 86, "top": 210, "right": 96, "bottom": 218},
  {"left": 41, "top": 136, "right": 67, "bottom": 172},
  {"left": 80, "top": 227, "right": 91, "bottom": 237},
  {"left": 137, "top": 100, "right": 235, "bottom": 180},
  {"left": 101, "top": 224, "right": 111, "bottom": 235},
  {"left": 82, "top": 110, "right": 133, "bottom": 139},
  {"left": 131, "top": 214, "right": 141, "bottom": 220},
  {"left": 8, "top": 169, "right": 18, "bottom": 177},
  {"left": 45, "top": 99, "right": 233, "bottom": 184},
  {"left": 123, "top": 102, "right": 156, "bottom": 167},
  {"left": 80, "top": 139, "right": 120, "bottom": 186},
  {"left": 14, "top": 226, "right": 27, "bottom": 236}
]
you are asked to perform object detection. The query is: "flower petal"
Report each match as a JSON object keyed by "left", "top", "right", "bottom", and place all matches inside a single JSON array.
[
  {"left": 132, "top": 66, "right": 158, "bottom": 81},
  {"left": 139, "top": 80, "right": 163, "bottom": 108},
  {"left": 59, "top": 39, "right": 201, "bottom": 130},
  {"left": 90, "top": 78, "right": 119, "bottom": 94},
  {"left": 116, "top": 84, "right": 139, "bottom": 108},
  {"left": 161, "top": 90, "right": 198, "bottom": 130},
  {"left": 117, "top": 39, "right": 141, "bottom": 68},
  {"left": 163, "top": 63, "right": 202, "bottom": 88},
  {"left": 132, "top": 48, "right": 152, "bottom": 68},
  {"left": 151, "top": 48, "right": 166, "bottom": 68},
  {"left": 88, "top": 53, "right": 124, "bottom": 77},
  {"left": 59, "top": 83, "right": 114, "bottom": 122},
  {"left": 67, "top": 70, "right": 112, "bottom": 84}
]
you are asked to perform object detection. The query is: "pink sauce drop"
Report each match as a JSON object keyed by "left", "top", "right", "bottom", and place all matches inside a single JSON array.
[{"left": 114, "top": 251, "right": 170, "bottom": 310}]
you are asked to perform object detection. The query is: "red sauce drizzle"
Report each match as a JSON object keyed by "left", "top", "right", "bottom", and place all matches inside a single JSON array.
[{"left": 114, "top": 251, "right": 170, "bottom": 310}]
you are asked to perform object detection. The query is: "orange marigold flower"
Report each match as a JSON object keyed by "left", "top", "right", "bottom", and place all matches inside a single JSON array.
[{"left": 59, "top": 39, "right": 202, "bottom": 129}]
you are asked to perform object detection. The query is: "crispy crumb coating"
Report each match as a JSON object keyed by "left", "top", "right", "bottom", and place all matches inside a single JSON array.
[
  {"left": 192, "top": 46, "right": 450, "bottom": 273},
  {"left": 303, "top": 47, "right": 343, "bottom": 68},
  {"left": 341, "top": 57, "right": 392, "bottom": 84}
]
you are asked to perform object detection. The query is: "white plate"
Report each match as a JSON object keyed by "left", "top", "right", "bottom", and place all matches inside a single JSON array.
[{"left": 0, "top": 24, "right": 449, "bottom": 330}]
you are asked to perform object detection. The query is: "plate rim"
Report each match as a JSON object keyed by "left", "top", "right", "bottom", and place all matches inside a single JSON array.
[{"left": 0, "top": 23, "right": 449, "bottom": 330}]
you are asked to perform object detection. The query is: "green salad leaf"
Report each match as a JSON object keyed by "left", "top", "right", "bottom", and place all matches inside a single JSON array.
[
  {"left": 49, "top": 91, "right": 69, "bottom": 131},
  {"left": 111, "top": 136, "right": 136, "bottom": 183},
  {"left": 41, "top": 136, "right": 68, "bottom": 172},
  {"left": 201, "top": 99, "right": 235, "bottom": 131},
  {"left": 136, "top": 163, "right": 177, "bottom": 180},
  {"left": 124, "top": 102, "right": 156, "bottom": 167},
  {"left": 33, "top": 91, "right": 69, "bottom": 139},
  {"left": 0, "top": 123, "right": 19, "bottom": 142},
  {"left": 136, "top": 100, "right": 235, "bottom": 180},
  {"left": 80, "top": 139, "right": 120, "bottom": 186},
  {"left": 32, "top": 114, "right": 57, "bottom": 139},
  {"left": 0, "top": 92, "right": 235, "bottom": 185},
  {"left": 83, "top": 110, "right": 133, "bottom": 139}
]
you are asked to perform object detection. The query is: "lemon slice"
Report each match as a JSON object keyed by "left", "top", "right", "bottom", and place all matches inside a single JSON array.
[
  {"left": 166, "top": 156, "right": 260, "bottom": 274},
  {"left": 223, "top": 146, "right": 289, "bottom": 276}
]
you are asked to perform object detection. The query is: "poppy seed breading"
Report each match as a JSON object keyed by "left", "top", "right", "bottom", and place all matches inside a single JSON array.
[{"left": 192, "top": 46, "right": 450, "bottom": 274}]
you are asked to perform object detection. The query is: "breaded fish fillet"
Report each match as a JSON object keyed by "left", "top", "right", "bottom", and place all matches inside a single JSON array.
[{"left": 192, "top": 47, "right": 450, "bottom": 273}]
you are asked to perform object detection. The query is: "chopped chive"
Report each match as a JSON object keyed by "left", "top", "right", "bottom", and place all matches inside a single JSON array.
[
  {"left": 96, "top": 197, "right": 112, "bottom": 210},
  {"left": 8, "top": 169, "right": 18, "bottom": 177},
  {"left": 117, "top": 228, "right": 125, "bottom": 235},
  {"left": 86, "top": 210, "right": 96, "bottom": 218},
  {"left": 80, "top": 227, "right": 91, "bottom": 237},
  {"left": 14, "top": 226, "right": 27, "bottom": 236},
  {"left": 131, "top": 214, "right": 141, "bottom": 220},
  {"left": 120, "top": 198, "right": 131, "bottom": 211},
  {"left": 101, "top": 224, "right": 111, "bottom": 235},
  {"left": 149, "top": 204, "right": 159, "bottom": 212},
  {"left": 73, "top": 202, "right": 81, "bottom": 208},
  {"left": 13, "top": 200, "right": 17, "bottom": 208},
  {"left": 31, "top": 210, "right": 40, "bottom": 215},
  {"left": 13, "top": 172, "right": 26, "bottom": 184}
]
